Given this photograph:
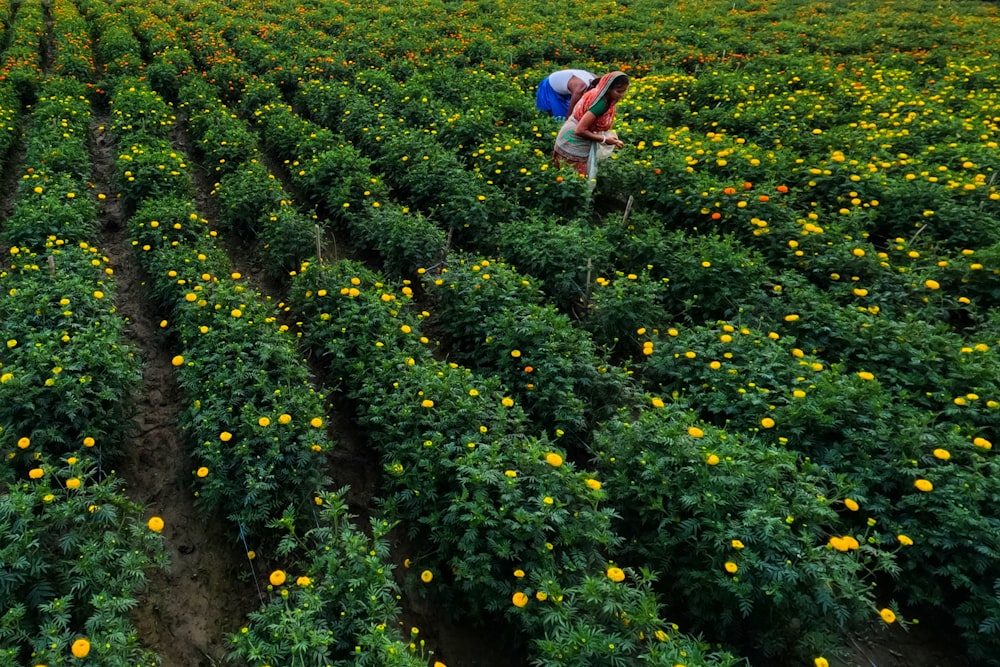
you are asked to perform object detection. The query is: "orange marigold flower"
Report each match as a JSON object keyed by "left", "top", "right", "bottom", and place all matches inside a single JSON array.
[{"left": 71, "top": 638, "right": 91, "bottom": 658}]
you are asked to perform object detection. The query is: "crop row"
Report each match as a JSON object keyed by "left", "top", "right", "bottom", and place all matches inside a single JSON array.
[{"left": 0, "top": 74, "right": 165, "bottom": 667}]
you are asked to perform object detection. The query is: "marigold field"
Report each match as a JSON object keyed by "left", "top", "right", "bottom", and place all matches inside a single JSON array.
[{"left": 2, "top": 0, "right": 1000, "bottom": 666}]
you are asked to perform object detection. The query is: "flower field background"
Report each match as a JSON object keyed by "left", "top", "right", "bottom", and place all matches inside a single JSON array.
[{"left": 1, "top": 0, "right": 999, "bottom": 665}]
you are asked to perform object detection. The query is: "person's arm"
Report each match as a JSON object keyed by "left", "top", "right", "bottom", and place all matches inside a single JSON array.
[
  {"left": 565, "top": 75, "right": 590, "bottom": 117},
  {"left": 573, "top": 110, "right": 625, "bottom": 148}
]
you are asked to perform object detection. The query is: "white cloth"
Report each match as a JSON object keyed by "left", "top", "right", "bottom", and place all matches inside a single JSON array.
[{"left": 547, "top": 69, "right": 596, "bottom": 95}]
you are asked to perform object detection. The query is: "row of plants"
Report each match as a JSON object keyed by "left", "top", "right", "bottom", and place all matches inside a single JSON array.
[
  {"left": 0, "top": 0, "right": 44, "bottom": 98},
  {"left": 0, "top": 75, "right": 165, "bottom": 667},
  {"left": 103, "top": 72, "right": 429, "bottom": 667}
]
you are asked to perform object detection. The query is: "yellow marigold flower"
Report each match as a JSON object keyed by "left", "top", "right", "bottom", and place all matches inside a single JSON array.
[
  {"left": 421, "top": 570, "right": 433, "bottom": 583},
  {"left": 514, "top": 569, "right": 525, "bottom": 578},
  {"left": 879, "top": 608, "right": 896, "bottom": 624},
  {"left": 83, "top": 437, "right": 95, "bottom": 447},
  {"left": 535, "top": 591, "right": 548, "bottom": 601},
  {"left": 898, "top": 534, "right": 914, "bottom": 546},
  {"left": 606, "top": 567, "right": 626, "bottom": 582},
  {"left": 296, "top": 576, "right": 311, "bottom": 586},
  {"left": 220, "top": 431, "right": 232, "bottom": 442},
  {"left": 844, "top": 498, "right": 859, "bottom": 511},
  {"left": 278, "top": 414, "right": 292, "bottom": 424},
  {"left": 815, "top": 658, "right": 829, "bottom": 667},
  {"left": 784, "top": 313, "right": 800, "bottom": 322},
  {"left": 17, "top": 437, "right": 30, "bottom": 449},
  {"left": 147, "top": 516, "right": 165, "bottom": 532},
  {"left": 706, "top": 454, "right": 720, "bottom": 465},
  {"left": 71, "top": 638, "right": 91, "bottom": 658},
  {"left": 510, "top": 349, "right": 521, "bottom": 358},
  {"left": 258, "top": 416, "right": 271, "bottom": 427},
  {"left": 914, "top": 479, "right": 934, "bottom": 492},
  {"left": 688, "top": 426, "right": 704, "bottom": 438},
  {"left": 793, "top": 389, "right": 807, "bottom": 398},
  {"left": 724, "top": 561, "right": 738, "bottom": 574},
  {"left": 512, "top": 591, "right": 529, "bottom": 607},
  {"left": 545, "top": 452, "right": 564, "bottom": 467},
  {"left": 852, "top": 248, "right": 866, "bottom": 257},
  {"left": 29, "top": 468, "right": 44, "bottom": 479},
  {"left": 310, "top": 417, "right": 324, "bottom": 428},
  {"left": 421, "top": 399, "right": 434, "bottom": 408},
  {"left": 731, "top": 539, "right": 745, "bottom": 549},
  {"left": 932, "top": 448, "right": 950, "bottom": 460},
  {"left": 827, "top": 536, "right": 843, "bottom": 551},
  {"left": 651, "top": 397, "right": 665, "bottom": 408},
  {"left": 857, "top": 371, "right": 875, "bottom": 381},
  {"left": 760, "top": 417, "right": 775, "bottom": 429},
  {"left": 269, "top": 570, "right": 286, "bottom": 586},
  {"left": 973, "top": 437, "right": 992, "bottom": 450},
  {"left": 501, "top": 397, "right": 514, "bottom": 407},
  {"left": 924, "top": 279, "right": 940, "bottom": 290},
  {"left": 196, "top": 467, "right": 209, "bottom": 478},
  {"left": 231, "top": 308, "right": 242, "bottom": 318},
  {"left": 586, "top": 478, "right": 602, "bottom": 490},
  {"left": 171, "top": 355, "right": 184, "bottom": 367},
  {"left": 66, "top": 478, "right": 81, "bottom": 489}
]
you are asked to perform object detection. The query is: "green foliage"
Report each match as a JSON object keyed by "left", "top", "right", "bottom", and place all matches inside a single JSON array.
[
  {"left": 592, "top": 406, "right": 886, "bottom": 660},
  {"left": 0, "top": 463, "right": 166, "bottom": 666},
  {"left": 228, "top": 493, "right": 426, "bottom": 667}
]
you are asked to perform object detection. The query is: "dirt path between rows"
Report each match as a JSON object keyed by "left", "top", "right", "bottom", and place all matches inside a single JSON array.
[{"left": 89, "top": 112, "right": 259, "bottom": 667}]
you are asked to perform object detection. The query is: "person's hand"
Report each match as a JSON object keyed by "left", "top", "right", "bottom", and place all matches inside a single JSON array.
[{"left": 602, "top": 135, "right": 624, "bottom": 149}]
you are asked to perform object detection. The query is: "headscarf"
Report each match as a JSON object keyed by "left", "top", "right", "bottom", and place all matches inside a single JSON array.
[{"left": 571, "top": 70, "right": 628, "bottom": 131}]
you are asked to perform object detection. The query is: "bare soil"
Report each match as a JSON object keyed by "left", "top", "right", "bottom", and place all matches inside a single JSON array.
[{"left": 90, "top": 115, "right": 260, "bottom": 667}]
